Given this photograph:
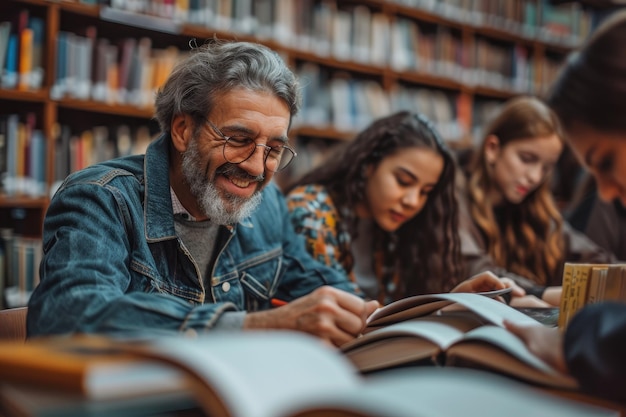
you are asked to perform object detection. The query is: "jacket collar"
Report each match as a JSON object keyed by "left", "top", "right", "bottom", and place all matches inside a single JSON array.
[{"left": 144, "top": 132, "right": 178, "bottom": 242}]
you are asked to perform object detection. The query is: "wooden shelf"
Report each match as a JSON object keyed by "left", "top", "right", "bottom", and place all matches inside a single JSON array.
[
  {"left": 0, "top": 196, "right": 49, "bottom": 209},
  {"left": 395, "top": 70, "right": 464, "bottom": 92},
  {"left": 291, "top": 49, "right": 386, "bottom": 77},
  {"left": 473, "top": 85, "right": 518, "bottom": 100},
  {"left": 56, "top": 98, "right": 155, "bottom": 119},
  {"left": 0, "top": 89, "right": 48, "bottom": 103},
  {"left": 390, "top": 3, "right": 466, "bottom": 30},
  {"left": 57, "top": 0, "right": 100, "bottom": 17},
  {"left": 293, "top": 125, "right": 356, "bottom": 142}
]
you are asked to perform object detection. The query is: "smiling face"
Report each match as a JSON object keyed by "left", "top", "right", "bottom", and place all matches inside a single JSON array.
[
  {"left": 485, "top": 134, "right": 563, "bottom": 205},
  {"left": 361, "top": 146, "right": 444, "bottom": 232},
  {"left": 170, "top": 88, "right": 291, "bottom": 223},
  {"left": 566, "top": 124, "right": 626, "bottom": 206}
]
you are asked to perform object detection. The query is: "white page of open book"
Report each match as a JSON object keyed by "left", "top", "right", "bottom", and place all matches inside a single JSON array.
[
  {"left": 367, "top": 292, "right": 539, "bottom": 328},
  {"left": 126, "top": 331, "right": 361, "bottom": 417}
]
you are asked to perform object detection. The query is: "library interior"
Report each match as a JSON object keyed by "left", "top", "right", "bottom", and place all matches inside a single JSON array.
[{"left": 0, "top": 0, "right": 625, "bottom": 416}]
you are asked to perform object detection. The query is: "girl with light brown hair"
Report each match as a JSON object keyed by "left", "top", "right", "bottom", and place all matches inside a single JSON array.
[{"left": 458, "top": 96, "right": 616, "bottom": 307}]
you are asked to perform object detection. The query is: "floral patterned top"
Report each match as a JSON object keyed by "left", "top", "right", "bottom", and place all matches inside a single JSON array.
[
  {"left": 286, "top": 184, "right": 353, "bottom": 278},
  {"left": 286, "top": 184, "right": 400, "bottom": 303}
]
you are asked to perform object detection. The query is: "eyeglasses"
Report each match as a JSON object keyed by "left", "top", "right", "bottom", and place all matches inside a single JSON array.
[{"left": 206, "top": 120, "right": 297, "bottom": 172}]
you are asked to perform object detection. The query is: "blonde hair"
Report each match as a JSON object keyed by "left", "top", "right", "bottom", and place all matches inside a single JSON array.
[{"left": 468, "top": 96, "right": 564, "bottom": 285}]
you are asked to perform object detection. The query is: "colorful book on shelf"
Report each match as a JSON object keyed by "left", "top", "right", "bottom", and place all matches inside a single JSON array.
[
  {"left": 0, "top": 332, "right": 618, "bottom": 417},
  {"left": 17, "top": 27, "right": 32, "bottom": 91},
  {"left": 51, "top": 31, "right": 68, "bottom": 99},
  {"left": 342, "top": 291, "right": 577, "bottom": 390},
  {"left": 0, "top": 21, "right": 12, "bottom": 83},
  {"left": 4, "top": 114, "right": 19, "bottom": 195},
  {"left": 2, "top": 34, "right": 18, "bottom": 89},
  {"left": 26, "top": 15, "right": 44, "bottom": 90}
]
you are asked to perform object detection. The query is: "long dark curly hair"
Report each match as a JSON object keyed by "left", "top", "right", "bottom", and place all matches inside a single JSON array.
[{"left": 287, "top": 111, "right": 461, "bottom": 298}]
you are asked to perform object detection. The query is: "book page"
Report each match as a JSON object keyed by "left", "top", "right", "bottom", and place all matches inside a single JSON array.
[
  {"left": 121, "top": 331, "right": 362, "bottom": 417},
  {"left": 342, "top": 314, "right": 484, "bottom": 372},
  {"left": 284, "top": 368, "right": 616, "bottom": 417},
  {"left": 366, "top": 299, "right": 453, "bottom": 327},
  {"left": 445, "top": 325, "right": 578, "bottom": 389},
  {"left": 367, "top": 288, "right": 512, "bottom": 326},
  {"left": 367, "top": 292, "right": 538, "bottom": 328}
]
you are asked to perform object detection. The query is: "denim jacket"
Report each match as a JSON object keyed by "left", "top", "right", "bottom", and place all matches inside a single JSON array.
[{"left": 27, "top": 133, "right": 359, "bottom": 337}]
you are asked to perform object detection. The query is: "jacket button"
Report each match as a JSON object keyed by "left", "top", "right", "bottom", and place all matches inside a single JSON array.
[
  {"left": 222, "top": 281, "right": 231, "bottom": 292},
  {"left": 211, "top": 277, "right": 219, "bottom": 286}
]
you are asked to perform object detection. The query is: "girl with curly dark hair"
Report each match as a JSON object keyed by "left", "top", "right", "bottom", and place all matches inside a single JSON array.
[{"left": 286, "top": 111, "right": 512, "bottom": 304}]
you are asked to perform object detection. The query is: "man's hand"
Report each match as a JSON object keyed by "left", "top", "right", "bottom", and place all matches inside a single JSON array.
[
  {"left": 244, "top": 286, "right": 379, "bottom": 347},
  {"left": 504, "top": 320, "right": 567, "bottom": 373},
  {"left": 451, "top": 271, "right": 525, "bottom": 298}
]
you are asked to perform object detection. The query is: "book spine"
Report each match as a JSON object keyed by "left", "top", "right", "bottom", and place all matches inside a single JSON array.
[
  {"left": 17, "top": 28, "right": 33, "bottom": 91},
  {"left": 558, "top": 262, "right": 574, "bottom": 329},
  {"left": 2, "top": 34, "right": 18, "bottom": 89}
]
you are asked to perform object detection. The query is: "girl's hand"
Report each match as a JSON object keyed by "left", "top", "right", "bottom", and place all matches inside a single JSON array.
[{"left": 451, "top": 271, "right": 525, "bottom": 298}]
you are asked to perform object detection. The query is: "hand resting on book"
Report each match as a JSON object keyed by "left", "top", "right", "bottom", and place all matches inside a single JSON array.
[
  {"left": 244, "top": 286, "right": 380, "bottom": 347},
  {"left": 450, "top": 271, "right": 525, "bottom": 301},
  {"left": 504, "top": 320, "right": 567, "bottom": 373}
]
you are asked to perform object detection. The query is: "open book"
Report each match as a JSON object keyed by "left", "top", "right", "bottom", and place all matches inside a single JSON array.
[
  {"left": 342, "top": 292, "right": 577, "bottom": 389},
  {"left": 0, "top": 331, "right": 618, "bottom": 417},
  {"left": 365, "top": 288, "right": 521, "bottom": 329}
]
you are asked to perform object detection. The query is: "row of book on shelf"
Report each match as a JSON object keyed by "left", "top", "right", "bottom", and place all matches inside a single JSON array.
[
  {"left": 0, "top": 10, "right": 44, "bottom": 91},
  {"left": 1, "top": 84, "right": 498, "bottom": 198},
  {"left": 0, "top": 290, "right": 621, "bottom": 417},
  {"left": 2, "top": 0, "right": 584, "bottom": 99},
  {"left": 51, "top": 19, "right": 480, "bottom": 140},
  {"left": 294, "top": 66, "right": 468, "bottom": 140},
  {"left": 0, "top": 3, "right": 573, "bottom": 153},
  {"left": 399, "top": 0, "right": 590, "bottom": 46},
  {"left": 0, "top": 227, "right": 41, "bottom": 309},
  {"left": 0, "top": 112, "right": 154, "bottom": 198},
  {"left": 98, "top": 2, "right": 567, "bottom": 94},
  {"left": 0, "top": 9, "right": 502, "bottom": 142},
  {"left": 51, "top": 30, "right": 180, "bottom": 108},
  {"left": 104, "top": 0, "right": 591, "bottom": 47},
  {"left": 0, "top": 113, "right": 46, "bottom": 198}
]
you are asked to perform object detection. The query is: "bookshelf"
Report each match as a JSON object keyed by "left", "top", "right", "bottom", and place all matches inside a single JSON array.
[{"left": 0, "top": 0, "right": 593, "bottom": 306}]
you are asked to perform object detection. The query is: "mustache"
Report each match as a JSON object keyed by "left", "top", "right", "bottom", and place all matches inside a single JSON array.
[{"left": 216, "top": 163, "right": 265, "bottom": 183}]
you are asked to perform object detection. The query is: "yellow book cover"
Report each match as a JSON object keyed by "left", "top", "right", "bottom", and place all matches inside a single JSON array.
[{"left": 17, "top": 28, "right": 32, "bottom": 91}]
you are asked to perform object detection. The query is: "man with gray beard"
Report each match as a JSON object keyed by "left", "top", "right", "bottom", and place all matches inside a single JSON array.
[{"left": 27, "top": 40, "right": 378, "bottom": 347}]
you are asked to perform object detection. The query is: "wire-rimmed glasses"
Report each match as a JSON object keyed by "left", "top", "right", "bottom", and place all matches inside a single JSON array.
[{"left": 206, "top": 120, "right": 297, "bottom": 172}]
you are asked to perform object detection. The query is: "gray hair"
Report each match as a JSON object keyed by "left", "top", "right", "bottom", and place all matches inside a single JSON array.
[{"left": 154, "top": 40, "right": 301, "bottom": 133}]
